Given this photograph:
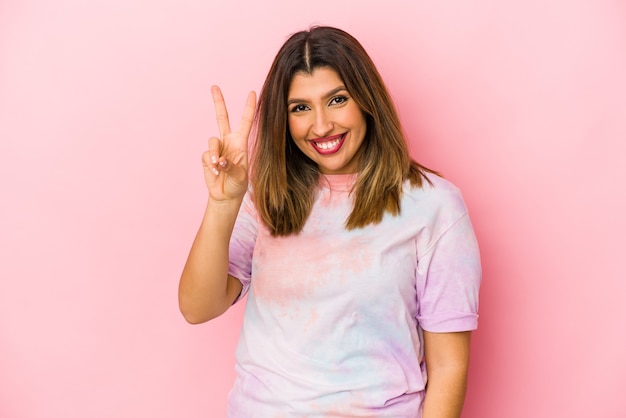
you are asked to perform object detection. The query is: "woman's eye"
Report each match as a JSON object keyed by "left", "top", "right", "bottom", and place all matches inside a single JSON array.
[
  {"left": 290, "top": 104, "right": 308, "bottom": 113},
  {"left": 330, "top": 96, "right": 348, "bottom": 106}
]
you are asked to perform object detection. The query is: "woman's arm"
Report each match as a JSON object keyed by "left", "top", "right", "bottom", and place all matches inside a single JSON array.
[
  {"left": 421, "top": 331, "right": 472, "bottom": 418},
  {"left": 178, "top": 199, "right": 244, "bottom": 324},
  {"left": 178, "top": 86, "right": 256, "bottom": 324}
]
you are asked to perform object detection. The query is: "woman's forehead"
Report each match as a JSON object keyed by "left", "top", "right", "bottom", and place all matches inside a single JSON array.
[{"left": 288, "top": 68, "right": 346, "bottom": 99}]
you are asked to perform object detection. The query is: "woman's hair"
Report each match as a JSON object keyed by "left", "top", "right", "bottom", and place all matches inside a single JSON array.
[{"left": 251, "top": 26, "right": 434, "bottom": 236}]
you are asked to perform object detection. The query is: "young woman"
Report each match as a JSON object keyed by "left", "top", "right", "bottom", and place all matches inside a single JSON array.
[{"left": 179, "top": 26, "right": 481, "bottom": 418}]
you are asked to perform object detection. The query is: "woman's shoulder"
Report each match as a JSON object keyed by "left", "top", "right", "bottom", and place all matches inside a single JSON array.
[
  {"left": 404, "top": 172, "right": 463, "bottom": 200},
  {"left": 402, "top": 172, "right": 469, "bottom": 219}
]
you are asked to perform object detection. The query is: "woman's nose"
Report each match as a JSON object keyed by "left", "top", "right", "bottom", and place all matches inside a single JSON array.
[{"left": 311, "top": 109, "right": 333, "bottom": 138}]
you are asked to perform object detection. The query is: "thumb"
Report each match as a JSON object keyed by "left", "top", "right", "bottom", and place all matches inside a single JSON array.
[{"left": 219, "top": 157, "right": 248, "bottom": 188}]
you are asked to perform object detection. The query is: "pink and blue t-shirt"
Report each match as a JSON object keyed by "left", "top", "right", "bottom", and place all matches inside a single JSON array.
[{"left": 226, "top": 173, "right": 481, "bottom": 417}]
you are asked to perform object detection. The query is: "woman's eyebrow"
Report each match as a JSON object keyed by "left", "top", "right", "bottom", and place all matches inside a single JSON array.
[{"left": 287, "top": 86, "right": 348, "bottom": 106}]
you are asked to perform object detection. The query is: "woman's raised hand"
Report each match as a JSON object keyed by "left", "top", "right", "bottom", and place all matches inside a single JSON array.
[{"left": 203, "top": 85, "right": 257, "bottom": 202}]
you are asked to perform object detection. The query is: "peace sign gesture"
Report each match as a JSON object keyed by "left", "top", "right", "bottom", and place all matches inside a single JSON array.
[{"left": 202, "top": 85, "right": 257, "bottom": 202}]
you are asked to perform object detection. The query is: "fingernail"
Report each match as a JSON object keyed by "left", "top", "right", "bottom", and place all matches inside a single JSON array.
[
  {"left": 211, "top": 167, "right": 219, "bottom": 176},
  {"left": 219, "top": 160, "right": 227, "bottom": 168},
  {"left": 211, "top": 155, "right": 218, "bottom": 164}
]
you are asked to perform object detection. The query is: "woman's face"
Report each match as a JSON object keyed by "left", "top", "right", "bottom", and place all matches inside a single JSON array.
[{"left": 287, "top": 67, "right": 367, "bottom": 175}]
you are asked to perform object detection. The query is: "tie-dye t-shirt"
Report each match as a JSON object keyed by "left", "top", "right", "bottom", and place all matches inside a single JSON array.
[{"left": 226, "top": 172, "right": 481, "bottom": 417}]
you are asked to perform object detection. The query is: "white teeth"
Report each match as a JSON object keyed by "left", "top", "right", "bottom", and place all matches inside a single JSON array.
[{"left": 315, "top": 138, "right": 341, "bottom": 150}]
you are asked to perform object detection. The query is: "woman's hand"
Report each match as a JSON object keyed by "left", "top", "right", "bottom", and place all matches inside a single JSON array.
[{"left": 203, "top": 85, "right": 256, "bottom": 202}]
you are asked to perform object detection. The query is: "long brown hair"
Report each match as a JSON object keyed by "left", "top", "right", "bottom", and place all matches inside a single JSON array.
[{"left": 251, "top": 26, "right": 434, "bottom": 236}]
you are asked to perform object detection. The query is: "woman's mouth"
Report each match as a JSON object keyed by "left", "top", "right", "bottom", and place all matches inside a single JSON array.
[{"left": 310, "top": 133, "right": 346, "bottom": 155}]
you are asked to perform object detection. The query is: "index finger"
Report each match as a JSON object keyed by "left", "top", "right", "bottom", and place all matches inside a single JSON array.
[
  {"left": 236, "top": 90, "right": 257, "bottom": 140},
  {"left": 211, "top": 85, "right": 231, "bottom": 137}
]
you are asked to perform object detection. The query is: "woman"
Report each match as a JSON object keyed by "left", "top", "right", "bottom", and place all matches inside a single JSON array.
[{"left": 179, "top": 26, "right": 481, "bottom": 418}]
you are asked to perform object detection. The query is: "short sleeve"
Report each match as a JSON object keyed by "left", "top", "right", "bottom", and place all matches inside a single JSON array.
[
  {"left": 228, "top": 191, "right": 258, "bottom": 303},
  {"left": 415, "top": 212, "right": 482, "bottom": 332}
]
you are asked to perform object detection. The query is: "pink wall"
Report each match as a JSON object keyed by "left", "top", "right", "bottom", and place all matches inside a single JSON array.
[{"left": 1, "top": 1, "right": 625, "bottom": 417}]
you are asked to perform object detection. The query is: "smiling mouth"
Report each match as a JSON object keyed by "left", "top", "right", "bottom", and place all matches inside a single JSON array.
[{"left": 311, "top": 133, "right": 346, "bottom": 154}]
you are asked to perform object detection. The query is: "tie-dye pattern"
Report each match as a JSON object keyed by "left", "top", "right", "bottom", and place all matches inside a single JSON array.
[{"left": 226, "top": 173, "right": 481, "bottom": 417}]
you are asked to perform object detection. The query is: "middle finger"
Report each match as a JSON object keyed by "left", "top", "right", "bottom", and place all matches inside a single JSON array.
[{"left": 211, "top": 85, "right": 231, "bottom": 138}]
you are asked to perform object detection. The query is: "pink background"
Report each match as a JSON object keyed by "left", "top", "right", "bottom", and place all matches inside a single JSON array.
[{"left": 1, "top": 0, "right": 625, "bottom": 417}]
